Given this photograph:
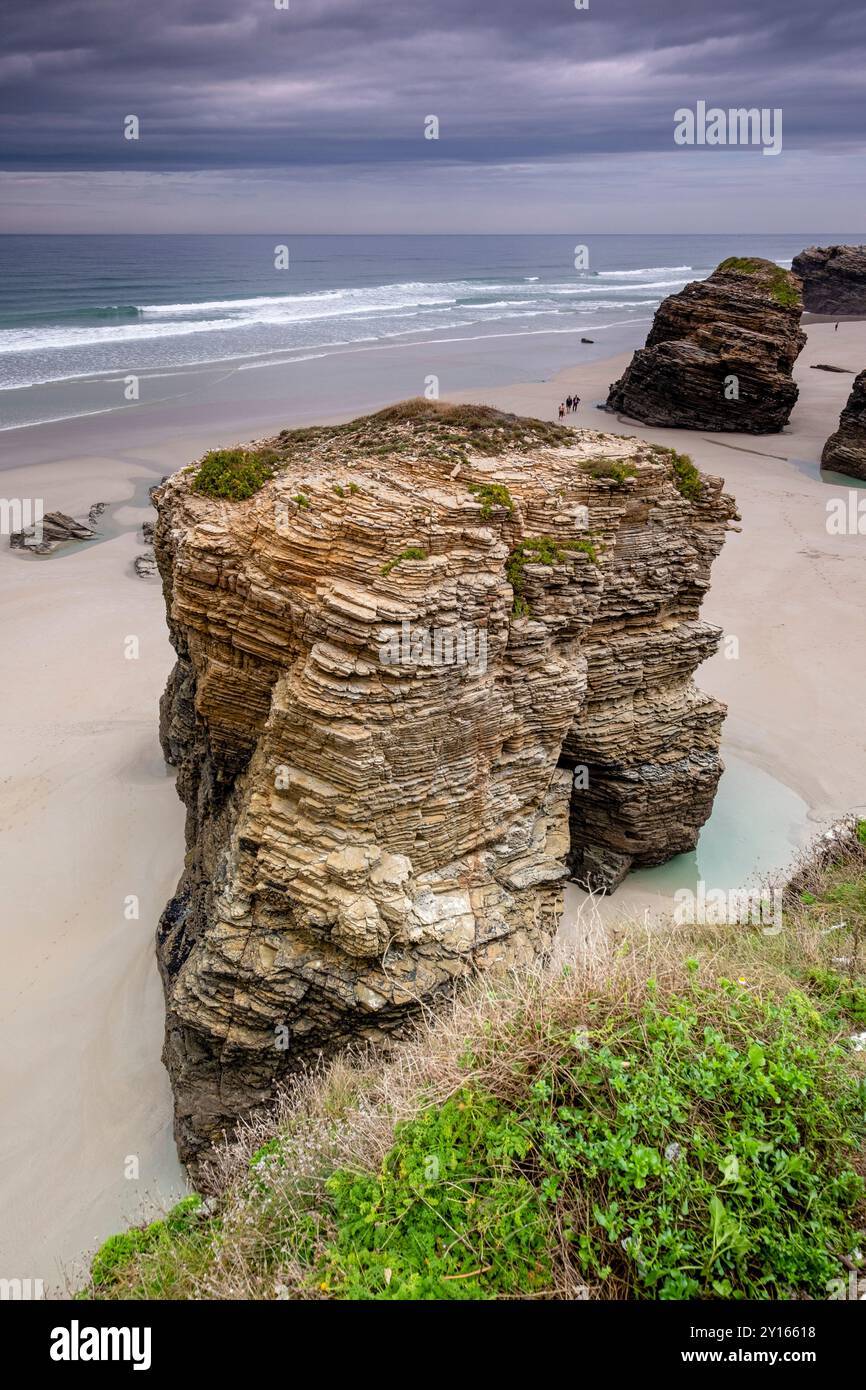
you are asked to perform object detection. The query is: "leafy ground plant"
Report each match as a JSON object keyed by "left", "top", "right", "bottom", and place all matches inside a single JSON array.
[
  {"left": 506, "top": 535, "right": 599, "bottom": 616},
  {"left": 466, "top": 481, "right": 515, "bottom": 518},
  {"left": 83, "top": 1197, "right": 213, "bottom": 1299},
  {"left": 192, "top": 448, "right": 277, "bottom": 500},
  {"left": 80, "top": 901, "right": 866, "bottom": 1302},
  {"left": 314, "top": 983, "right": 865, "bottom": 1300}
]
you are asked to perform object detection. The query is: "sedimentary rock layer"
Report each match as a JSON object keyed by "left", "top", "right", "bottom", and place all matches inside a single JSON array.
[
  {"left": 606, "top": 258, "right": 805, "bottom": 433},
  {"left": 792, "top": 245, "right": 866, "bottom": 316},
  {"left": 821, "top": 370, "right": 866, "bottom": 480},
  {"left": 154, "top": 402, "right": 737, "bottom": 1169}
]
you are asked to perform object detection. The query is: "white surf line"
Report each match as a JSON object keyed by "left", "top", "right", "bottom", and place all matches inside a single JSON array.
[{"left": 0, "top": 319, "right": 655, "bottom": 433}]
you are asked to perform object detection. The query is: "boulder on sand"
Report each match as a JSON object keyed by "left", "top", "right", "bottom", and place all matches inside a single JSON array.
[
  {"left": 151, "top": 399, "right": 738, "bottom": 1170},
  {"left": 606, "top": 258, "right": 805, "bottom": 433},
  {"left": 821, "top": 369, "right": 866, "bottom": 480},
  {"left": 792, "top": 245, "right": 866, "bottom": 316},
  {"left": 9, "top": 510, "right": 95, "bottom": 555}
]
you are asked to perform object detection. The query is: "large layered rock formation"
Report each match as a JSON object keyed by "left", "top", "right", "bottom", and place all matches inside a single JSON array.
[
  {"left": 821, "top": 370, "right": 866, "bottom": 480},
  {"left": 154, "top": 401, "right": 737, "bottom": 1169},
  {"left": 792, "top": 245, "right": 866, "bottom": 316},
  {"left": 606, "top": 258, "right": 805, "bottom": 432}
]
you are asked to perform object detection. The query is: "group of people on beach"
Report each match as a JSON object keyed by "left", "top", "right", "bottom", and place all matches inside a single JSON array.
[{"left": 558, "top": 393, "right": 580, "bottom": 419}]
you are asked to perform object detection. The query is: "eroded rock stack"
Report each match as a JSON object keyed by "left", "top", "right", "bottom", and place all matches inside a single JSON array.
[
  {"left": 792, "top": 245, "right": 866, "bottom": 316},
  {"left": 821, "top": 369, "right": 866, "bottom": 480},
  {"left": 154, "top": 401, "right": 737, "bottom": 1169},
  {"left": 606, "top": 258, "right": 805, "bottom": 432}
]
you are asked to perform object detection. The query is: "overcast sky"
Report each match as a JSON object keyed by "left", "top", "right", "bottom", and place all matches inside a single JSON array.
[{"left": 0, "top": 0, "right": 863, "bottom": 232}]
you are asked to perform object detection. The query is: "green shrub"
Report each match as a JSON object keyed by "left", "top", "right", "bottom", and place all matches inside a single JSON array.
[
  {"left": 319, "top": 985, "right": 865, "bottom": 1300},
  {"left": 89, "top": 1231, "right": 150, "bottom": 1290},
  {"left": 804, "top": 968, "right": 866, "bottom": 1026},
  {"left": 380, "top": 547, "right": 427, "bottom": 577},
  {"left": 668, "top": 450, "right": 703, "bottom": 502},
  {"left": 467, "top": 482, "right": 515, "bottom": 519},
  {"left": 321, "top": 1093, "right": 546, "bottom": 1299},
  {"left": 88, "top": 1196, "right": 207, "bottom": 1296},
  {"left": 506, "top": 536, "right": 599, "bottom": 616},
  {"left": 584, "top": 458, "right": 638, "bottom": 487},
  {"left": 192, "top": 449, "right": 276, "bottom": 500}
]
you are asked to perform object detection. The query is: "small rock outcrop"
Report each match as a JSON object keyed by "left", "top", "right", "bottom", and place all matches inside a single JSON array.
[
  {"left": 153, "top": 401, "right": 737, "bottom": 1170},
  {"left": 10, "top": 510, "right": 95, "bottom": 555},
  {"left": 134, "top": 551, "right": 158, "bottom": 578},
  {"left": 821, "top": 370, "right": 866, "bottom": 480},
  {"left": 792, "top": 245, "right": 866, "bottom": 316},
  {"left": 606, "top": 258, "right": 805, "bottom": 433}
]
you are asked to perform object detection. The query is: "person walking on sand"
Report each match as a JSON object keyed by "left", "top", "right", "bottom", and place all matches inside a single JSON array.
[
  {"left": 566, "top": 395, "right": 573, "bottom": 412},
  {"left": 572, "top": 394, "right": 580, "bottom": 411},
  {"left": 558, "top": 402, "right": 565, "bottom": 420}
]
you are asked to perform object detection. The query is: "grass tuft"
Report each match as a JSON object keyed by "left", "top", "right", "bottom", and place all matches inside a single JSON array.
[{"left": 380, "top": 546, "right": 427, "bottom": 577}]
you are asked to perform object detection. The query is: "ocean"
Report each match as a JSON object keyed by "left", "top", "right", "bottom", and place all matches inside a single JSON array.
[{"left": 0, "top": 233, "right": 858, "bottom": 432}]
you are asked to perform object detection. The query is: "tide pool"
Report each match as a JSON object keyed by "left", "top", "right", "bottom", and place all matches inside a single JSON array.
[{"left": 563, "top": 755, "right": 812, "bottom": 932}]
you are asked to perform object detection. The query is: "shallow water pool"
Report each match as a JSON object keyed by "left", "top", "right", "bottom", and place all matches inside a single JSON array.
[{"left": 562, "top": 754, "right": 813, "bottom": 930}]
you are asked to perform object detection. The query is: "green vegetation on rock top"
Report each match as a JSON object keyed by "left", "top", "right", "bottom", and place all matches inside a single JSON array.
[
  {"left": 192, "top": 448, "right": 277, "bottom": 500},
  {"left": 716, "top": 257, "right": 801, "bottom": 309},
  {"left": 651, "top": 445, "right": 704, "bottom": 501},
  {"left": 582, "top": 457, "right": 638, "bottom": 487},
  {"left": 274, "top": 400, "right": 573, "bottom": 470},
  {"left": 669, "top": 450, "right": 704, "bottom": 501},
  {"left": 190, "top": 403, "right": 575, "bottom": 505}
]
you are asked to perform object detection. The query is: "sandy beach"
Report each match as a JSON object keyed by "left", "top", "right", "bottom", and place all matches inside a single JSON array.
[{"left": 1, "top": 317, "right": 864, "bottom": 1287}]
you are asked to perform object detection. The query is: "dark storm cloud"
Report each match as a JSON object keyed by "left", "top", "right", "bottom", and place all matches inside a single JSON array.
[{"left": 0, "top": 0, "right": 863, "bottom": 171}]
